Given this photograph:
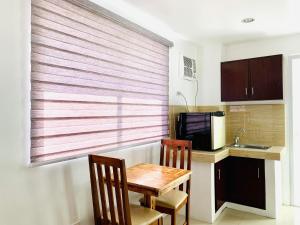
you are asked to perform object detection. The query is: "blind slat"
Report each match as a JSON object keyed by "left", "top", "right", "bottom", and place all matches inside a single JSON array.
[
  {"left": 31, "top": 14, "right": 168, "bottom": 66},
  {"left": 31, "top": 110, "right": 169, "bottom": 119},
  {"left": 32, "top": 34, "right": 168, "bottom": 75},
  {"left": 40, "top": 0, "right": 170, "bottom": 51},
  {"left": 32, "top": 54, "right": 168, "bottom": 86},
  {"left": 32, "top": 129, "right": 168, "bottom": 154},
  {"left": 31, "top": 0, "right": 170, "bottom": 163},
  {"left": 32, "top": 0, "right": 169, "bottom": 56},
  {"left": 31, "top": 6, "right": 167, "bottom": 61},
  {"left": 32, "top": 116, "right": 168, "bottom": 129},
  {"left": 33, "top": 125, "right": 168, "bottom": 146},
  {"left": 32, "top": 100, "right": 169, "bottom": 111},
  {"left": 32, "top": 120, "right": 168, "bottom": 137},
  {"left": 32, "top": 91, "right": 167, "bottom": 105},
  {"left": 32, "top": 64, "right": 167, "bottom": 91},
  {"left": 31, "top": 136, "right": 166, "bottom": 162},
  {"left": 31, "top": 72, "right": 167, "bottom": 96},
  {"left": 31, "top": 82, "right": 168, "bottom": 102},
  {"left": 32, "top": 45, "right": 168, "bottom": 79},
  {"left": 32, "top": 25, "right": 168, "bottom": 70}
]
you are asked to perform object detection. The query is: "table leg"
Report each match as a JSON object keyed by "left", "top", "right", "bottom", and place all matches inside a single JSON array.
[
  {"left": 144, "top": 194, "right": 159, "bottom": 225},
  {"left": 144, "top": 194, "right": 156, "bottom": 209}
]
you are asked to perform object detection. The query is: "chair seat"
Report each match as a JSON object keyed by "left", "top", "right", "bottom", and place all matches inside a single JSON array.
[
  {"left": 105, "top": 205, "right": 162, "bottom": 225},
  {"left": 140, "top": 190, "right": 188, "bottom": 210},
  {"left": 156, "top": 190, "right": 188, "bottom": 209},
  {"left": 130, "top": 204, "right": 163, "bottom": 225}
]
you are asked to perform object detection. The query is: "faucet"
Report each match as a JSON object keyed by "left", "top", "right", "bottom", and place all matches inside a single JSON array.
[
  {"left": 233, "top": 128, "right": 246, "bottom": 147},
  {"left": 233, "top": 136, "right": 240, "bottom": 147}
]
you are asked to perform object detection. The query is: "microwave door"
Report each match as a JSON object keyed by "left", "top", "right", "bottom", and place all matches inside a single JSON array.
[{"left": 211, "top": 115, "right": 226, "bottom": 150}]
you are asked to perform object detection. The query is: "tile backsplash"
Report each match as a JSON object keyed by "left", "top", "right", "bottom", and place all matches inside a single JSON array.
[
  {"left": 225, "top": 104, "right": 285, "bottom": 146},
  {"left": 169, "top": 104, "right": 285, "bottom": 146}
]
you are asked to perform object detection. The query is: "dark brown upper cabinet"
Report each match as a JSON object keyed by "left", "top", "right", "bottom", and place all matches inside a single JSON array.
[
  {"left": 221, "top": 54, "right": 283, "bottom": 101},
  {"left": 221, "top": 59, "right": 249, "bottom": 101}
]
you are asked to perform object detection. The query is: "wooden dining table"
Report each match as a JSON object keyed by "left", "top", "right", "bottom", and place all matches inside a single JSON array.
[{"left": 126, "top": 163, "right": 192, "bottom": 209}]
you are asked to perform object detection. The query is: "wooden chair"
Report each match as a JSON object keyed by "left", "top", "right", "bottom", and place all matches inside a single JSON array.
[
  {"left": 89, "top": 155, "right": 163, "bottom": 225},
  {"left": 141, "top": 139, "right": 192, "bottom": 225}
]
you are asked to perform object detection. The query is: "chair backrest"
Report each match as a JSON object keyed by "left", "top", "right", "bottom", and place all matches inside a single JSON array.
[
  {"left": 159, "top": 139, "right": 192, "bottom": 192},
  {"left": 88, "top": 155, "right": 131, "bottom": 225}
]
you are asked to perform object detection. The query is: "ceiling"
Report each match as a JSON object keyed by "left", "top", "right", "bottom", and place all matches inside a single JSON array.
[{"left": 122, "top": 0, "right": 300, "bottom": 44}]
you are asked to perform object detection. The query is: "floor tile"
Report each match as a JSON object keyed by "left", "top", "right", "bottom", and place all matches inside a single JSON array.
[{"left": 164, "top": 206, "right": 300, "bottom": 225}]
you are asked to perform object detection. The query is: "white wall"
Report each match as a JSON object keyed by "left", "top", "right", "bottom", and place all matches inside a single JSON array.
[
  {"left": 169, "top": 39, "right": 224, "bottom": 107},
  {"left": 222, "top": 34, "right": 300, "bottom": 205},
  {"left": 291, "top": 56, "right": 300, "bottom": 206},
  {"left": 169, "top": 40, "right": 202, "bottom": 106},
  {"left": 223, "top": 35, "right": 300, "bottom": 61},
  {"left": 0, "top": 0, "right": 203, "bottom": 225},
  {"left": 197, "top": 41, "right": 223, "bottom": 106}
]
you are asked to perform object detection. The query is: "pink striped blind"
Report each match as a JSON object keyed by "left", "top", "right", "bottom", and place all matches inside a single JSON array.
[{"left": 31, "top": 0, "right": 171, "bottom": 163}]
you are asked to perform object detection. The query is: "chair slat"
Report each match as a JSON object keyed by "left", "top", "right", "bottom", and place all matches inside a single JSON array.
[
  {"left": 187, "top": 141, "right": 192, "bottom": 170},
  {"left": 159, "top": 143, "right": 164, "bottom": 166},
  {"left": 165, "top": 145, "right": 170, "bottom": 166},
  {"left": 172, "top": 144, "right": 178, "bottom": 168},
  {"left": 113, "top": 167, "right": 125, "bottom": 225},
  {"left": 180, "top": 145, "right": 185, "bottom": 169},
  {"left": 97, "top": 164, "right": 108, "bottom": 222},
  {"left": 105, "top": 165, "right": 117, "bottom": 224},
  {"left": 120, "top": 161, "right": 132, "bottom": 225},
  {"left": 88, "top": 156, "right": 101, "bottom": 223},
  {"left": 179, "top": 145, "right": 185, "bottom": 191}
]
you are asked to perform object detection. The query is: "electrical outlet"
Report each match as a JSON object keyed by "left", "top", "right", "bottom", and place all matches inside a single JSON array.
[{"left": 229, "top": 105, "right": 246, "bottom": 112}]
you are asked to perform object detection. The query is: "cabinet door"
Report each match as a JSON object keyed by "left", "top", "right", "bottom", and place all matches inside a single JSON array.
[
  {"left": 249, "top": 55, "right": 283, "bottom": 100},
  {"left": 221, "top": 60, "right": 249, "bottom": 101},
  {"left": 215, "top": 158, "right": 227, "bottom": 212},
  {"left": 227, "top": 157, "right": 266, "bottom": 209}
]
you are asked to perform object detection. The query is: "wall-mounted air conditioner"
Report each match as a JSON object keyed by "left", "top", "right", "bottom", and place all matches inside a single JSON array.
[{"left": 179, "top": 54, "right": 197, "bottom": 80}]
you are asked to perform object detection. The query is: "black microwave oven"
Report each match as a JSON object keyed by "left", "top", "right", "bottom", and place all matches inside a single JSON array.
[{"left": 176, "top": 111, "right": 226, "bottom": 151}]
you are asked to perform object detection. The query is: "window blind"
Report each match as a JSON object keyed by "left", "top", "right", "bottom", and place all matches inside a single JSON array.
[{"left": 31, "top": 0, "right": 171, "bottom": 163}]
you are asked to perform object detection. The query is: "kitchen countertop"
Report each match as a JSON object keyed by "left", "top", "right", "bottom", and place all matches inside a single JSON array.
[{"left": 192, "top": 146, "right": 285, "bottom": 163}]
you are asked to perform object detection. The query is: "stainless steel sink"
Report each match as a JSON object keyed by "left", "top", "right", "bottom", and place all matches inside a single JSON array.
[{"left": 230, "top": 144, "right": 271, "bottom": 150}]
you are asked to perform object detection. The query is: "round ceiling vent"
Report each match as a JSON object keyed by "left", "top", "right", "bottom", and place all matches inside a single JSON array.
[{"left": 241, "top": 18, "right": 255, "bottom": 23}]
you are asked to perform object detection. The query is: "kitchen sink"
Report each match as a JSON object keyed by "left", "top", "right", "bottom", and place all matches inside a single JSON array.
[{"left": 230, "top": 144, "right": 271, "bottom": 150}]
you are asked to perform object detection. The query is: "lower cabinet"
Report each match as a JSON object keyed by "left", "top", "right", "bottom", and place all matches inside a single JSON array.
[
  {"left": 215, "top": 157, "right": 266, "bottom": 212},
  {"left": 215, "top": 158, "right": 228, "bottom": 211}
]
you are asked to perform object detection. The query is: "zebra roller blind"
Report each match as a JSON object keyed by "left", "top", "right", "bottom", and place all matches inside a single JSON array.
[{"left": 31, "top": 0, "right": 171, "bottom": 163}]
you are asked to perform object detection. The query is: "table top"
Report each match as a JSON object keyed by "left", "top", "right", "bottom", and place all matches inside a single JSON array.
[{"left": 126, "top": 163, "right": 192, "bottom": 197}]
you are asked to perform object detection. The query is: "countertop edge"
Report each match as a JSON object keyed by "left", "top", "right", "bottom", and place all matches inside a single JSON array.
[{"left": 192, "top": 146, "right": 285, "bottom": 163}]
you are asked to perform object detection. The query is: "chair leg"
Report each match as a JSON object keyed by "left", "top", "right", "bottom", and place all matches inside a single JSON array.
[
  {"left": 158, "top": 217, "right": 163, "bottom": 225},
  {"left": 171, "top": 212, "right": 176, "bottom": 225},
  {"left": 185, "top": 199, "right": 190, "bottom": 225}
]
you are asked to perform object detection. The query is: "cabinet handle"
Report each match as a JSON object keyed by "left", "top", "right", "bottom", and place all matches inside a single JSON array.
[
  {"left": 257, "top": 168, "right": 260, "bottom": 179},
  {"left": 218, "top": 169, "right": 221, "bottom": 180},
  {"left": 251, "top": 87, "right": 254, "bottom": 96},
  {"left": 245, "top": 87, "right": 248, "bottom": 96}
]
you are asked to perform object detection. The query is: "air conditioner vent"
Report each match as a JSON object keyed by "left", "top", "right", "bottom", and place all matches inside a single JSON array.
[
  {"left": 181, "top": 55, "right": 197, "bottom": 80},
  {"left": 184, "top": 56, "right": 193, "bottom": 68}
]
